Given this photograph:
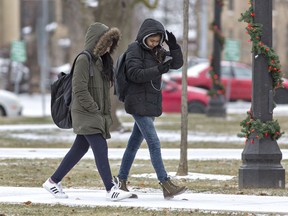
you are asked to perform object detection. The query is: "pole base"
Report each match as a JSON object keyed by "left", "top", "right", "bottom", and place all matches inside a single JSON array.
[
  {"left": 239, "top": 166, "right": 285, "bottom": 189},
  {"left": 206, "top": 95, "right": 226, "bottom": 117},
  {"left": 239, "top": 137, "right": 285, "bottom": 189}
]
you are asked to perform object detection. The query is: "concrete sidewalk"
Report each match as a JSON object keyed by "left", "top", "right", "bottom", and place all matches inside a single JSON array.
[
  {"left": 0, "top": 186, "right": 288, "bottom": 214},
  {"left": 1, "top": 147, "right": 288, "bottom": 160}
]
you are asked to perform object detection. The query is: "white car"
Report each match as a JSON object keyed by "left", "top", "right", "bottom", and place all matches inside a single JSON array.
[{"left": 0, "top": 90, "right": 22, "bottom": 117}]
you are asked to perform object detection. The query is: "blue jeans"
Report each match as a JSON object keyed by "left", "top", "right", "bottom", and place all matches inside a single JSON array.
[{"left": 118, "top": 114, "right": 168, "bottom": 182}]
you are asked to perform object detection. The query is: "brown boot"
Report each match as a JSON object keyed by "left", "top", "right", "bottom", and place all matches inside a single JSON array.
[
  {"left": 119, "top": 179, "right": 138, "bottom": 199},
  {"left": 159, "top": 178, "right": 187, "bottom": 199}
]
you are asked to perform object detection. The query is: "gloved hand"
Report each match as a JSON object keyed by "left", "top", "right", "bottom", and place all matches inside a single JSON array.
[
  {"left": 158, "top": 60, "right": 171, "bottom": 74},
  {"left": 165, "top": 30, "right": 179, "bottom": 50}
]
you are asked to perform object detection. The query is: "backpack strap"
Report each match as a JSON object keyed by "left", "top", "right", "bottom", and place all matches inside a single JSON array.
[
  {"left": 70, "top": 50, "right": 94, "bottom": 77},
  {"left": 82, "top": 50, "right": 94, "bottom": 77}
]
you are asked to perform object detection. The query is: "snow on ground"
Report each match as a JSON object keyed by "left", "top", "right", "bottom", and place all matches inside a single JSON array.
[{"left": 0, "top": 124, "right": 248, "bottom": 143}]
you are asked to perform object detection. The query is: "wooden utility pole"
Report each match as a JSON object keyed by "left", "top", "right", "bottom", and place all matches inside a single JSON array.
[{"left": 239, "top": 0, "right": 285, "bottom": 188}]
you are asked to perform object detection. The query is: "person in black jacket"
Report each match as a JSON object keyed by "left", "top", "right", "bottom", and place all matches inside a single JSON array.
[{"left": 117, "top": 18, "right": 187, "bottom": 199}]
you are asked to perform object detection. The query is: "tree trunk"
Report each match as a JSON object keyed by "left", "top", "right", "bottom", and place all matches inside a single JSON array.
[
  {"left": 177, "top": 0, "right": 189, "bottom": 176},
  {"left": 62, "top": 0, "right": 88, "bottom": 62}
]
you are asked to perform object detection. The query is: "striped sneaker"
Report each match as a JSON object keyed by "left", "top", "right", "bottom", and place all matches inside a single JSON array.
[
  {"left": 106, "top": 176, "right": 132, "bottom": 201},
  {"left": 42, "top": 178, "right": 68, "bottom": 199}
]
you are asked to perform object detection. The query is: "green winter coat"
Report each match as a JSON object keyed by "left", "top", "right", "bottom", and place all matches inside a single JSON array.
[{"left": 71, "top": 23, "right": 121, "bottom": 138}]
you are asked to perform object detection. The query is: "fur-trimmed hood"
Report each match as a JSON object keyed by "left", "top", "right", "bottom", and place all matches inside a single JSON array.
[{"left": 84, "top": 22, "right": 121, "bottom": 57}]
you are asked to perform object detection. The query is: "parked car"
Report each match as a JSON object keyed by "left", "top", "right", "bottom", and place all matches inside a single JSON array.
[
  {"left": 161, "top": 76, "right": 209, "bottom": 114},
  {"left": 0, "top": 89, "right": 22, "bottom": 117},
  {"left": 168, "top": 61, "right": 288, "bottom": 104}
]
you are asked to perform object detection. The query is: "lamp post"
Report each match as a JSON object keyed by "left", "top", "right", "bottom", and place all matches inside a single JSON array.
[
  {"left": 206, "top": 0, "right": 226, "bottom": 117},
  {"left": 239, "top": 0, "right": 285, "bottom": 189}
]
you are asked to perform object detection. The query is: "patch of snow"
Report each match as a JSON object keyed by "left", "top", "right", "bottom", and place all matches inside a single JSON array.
[{"left": 132, "top": 172, "right": 234, "bottom": 181}]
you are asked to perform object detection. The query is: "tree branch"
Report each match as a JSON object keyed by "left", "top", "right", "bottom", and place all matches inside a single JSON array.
[{"left": 131, "top": 0, "right": 159, "bottom": 9}]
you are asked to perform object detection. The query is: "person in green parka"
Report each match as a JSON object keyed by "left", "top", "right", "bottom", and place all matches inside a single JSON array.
[{"left": 43, "top": 22, "right": 131, "bottom": 201}]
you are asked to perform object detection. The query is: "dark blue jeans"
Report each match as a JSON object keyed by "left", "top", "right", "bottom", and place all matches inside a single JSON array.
[
  {"left": 118, "top": 114, "right": 168, "bottom": 182},
  {"left": 51, "top": 134, "right": 114, "bottom": 191}
]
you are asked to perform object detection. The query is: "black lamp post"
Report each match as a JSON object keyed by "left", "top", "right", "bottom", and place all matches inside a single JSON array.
[
  {"left": 239, "top": 0, "right": 285, "bottom": 189},
  {"left": 206, "top": 0, "right": 226, "bottom": 117}
]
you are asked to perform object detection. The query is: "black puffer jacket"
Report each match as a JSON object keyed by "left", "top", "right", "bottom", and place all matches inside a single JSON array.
[{"left": 124, "top": 18, "right": 183, "bottom": 117}]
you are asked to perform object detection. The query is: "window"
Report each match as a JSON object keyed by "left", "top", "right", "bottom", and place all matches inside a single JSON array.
[
  {"left": 221, "top": 66, "right": 234, "bottom": 78},
  {"left": 233, "top": 67, "right": 252, "bottom": 79}
]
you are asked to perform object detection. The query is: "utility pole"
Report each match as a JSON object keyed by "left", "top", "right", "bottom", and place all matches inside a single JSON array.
[
  {"left": 206, "top": 0, "right": 226, "bottom": 117},
  {"left": 198, "top": 0, "right": 207, "bottom": 58},
  {"left": 239, "top": 0, "right": 285, "bottom": 188},
  {"left": 38, "top": 0, "right": 49, "bottom": 116}
]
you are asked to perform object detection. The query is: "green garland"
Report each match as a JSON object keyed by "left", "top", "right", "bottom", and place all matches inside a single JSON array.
[
  {"left": 208, "top": 3, "right": 226, "bottom": 97},
  {"left": 209, "top": 22, "right": 225, "bottom": 47},
  {"left": 237, "top": 0, "right": 284, "bottom": 143},
  {"left": 208, "top": 67, "right": 225, "bottom": 97},
  {"left": 238, "top": 109, "right": 284, "bottom": 143},
  {"left": 238, "top": 1, "right": 283, "bottom": 88}
]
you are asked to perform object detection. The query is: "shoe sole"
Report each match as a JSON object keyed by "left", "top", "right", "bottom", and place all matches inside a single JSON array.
[
  {"left": 129, "top": 193, "right": 138, "bottom": 199},
  {"left": 164, "top": 187, "right": 187, "bottom": 200},
  {"left": 109, "top": 194, "right": 132, "bottom": 201}
]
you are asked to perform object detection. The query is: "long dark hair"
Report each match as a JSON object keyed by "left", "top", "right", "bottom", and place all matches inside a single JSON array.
[{"left": 101, "top": 52, "right": 114, "bottom": 84}]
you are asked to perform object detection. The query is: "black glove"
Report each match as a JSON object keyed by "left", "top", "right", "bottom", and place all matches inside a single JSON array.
[
  {"left": 158, "top": 60, "right": 171, "bottom": 74},
  {"left": 165, "top": 30, "right": 179, "bottom": 50}
]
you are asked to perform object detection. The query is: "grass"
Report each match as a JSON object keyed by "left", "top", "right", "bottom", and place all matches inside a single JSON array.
[
  {"left": 0, "top": 112, "right": 288, "bottom": 215},
  {"left": 0, "top": 204, "right": 235, "bottom": 216}
]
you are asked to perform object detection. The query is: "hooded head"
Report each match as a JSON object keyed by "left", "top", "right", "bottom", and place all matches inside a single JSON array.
[
  {"left": 136, "top": 18, "right": 166, "bottom": 50},
  {"left": 84, "top": 22, "right": 121, "bottom": 57}
]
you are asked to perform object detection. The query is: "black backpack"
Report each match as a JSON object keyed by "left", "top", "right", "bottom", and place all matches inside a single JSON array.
[
  {"left": 114, "top": 51, "right": 128, "bottom": 102},
  {"left": 114, "top": 43, "right": 144, "bottom": 102},
  {"left": 51, "top": 50, "right": 93, "bottom": 129}
]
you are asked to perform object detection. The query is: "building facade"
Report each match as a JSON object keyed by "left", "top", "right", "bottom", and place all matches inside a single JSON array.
[{"left": 0, "top": 0, "right": 20, "bottom": 56}]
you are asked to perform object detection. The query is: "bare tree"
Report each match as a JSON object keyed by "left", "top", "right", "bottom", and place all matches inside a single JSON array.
[
  {"left": 62, "top": 0, "right": 91, "bottom": 61},
  {"left": 177, "top": 0, "right": 189, "bottom": 176}
]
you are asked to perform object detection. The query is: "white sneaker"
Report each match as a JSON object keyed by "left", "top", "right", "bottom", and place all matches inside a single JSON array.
[
  {"left": 106, "top": 176, "right": 132, "bottom": 201},
  {"left": 42, "top": 178, "right": 68, "bottom": 199}
]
